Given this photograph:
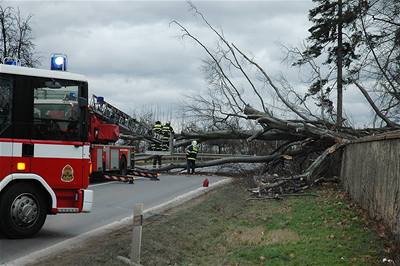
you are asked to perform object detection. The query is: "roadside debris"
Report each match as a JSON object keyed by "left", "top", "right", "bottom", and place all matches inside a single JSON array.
[
  {"left": 248, "top": 173, "right": 338, "bottom": 200},
  {"left": 382, "top": 258, "right": 395, "bottom": 264}
]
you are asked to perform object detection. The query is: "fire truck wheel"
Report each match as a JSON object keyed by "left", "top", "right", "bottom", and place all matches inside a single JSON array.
[
  {"left": 0, "top": 183, "right": 47, "bottom": 238},
  {"left": 120, "top": 156, "right": 127, "bottom": 176}
]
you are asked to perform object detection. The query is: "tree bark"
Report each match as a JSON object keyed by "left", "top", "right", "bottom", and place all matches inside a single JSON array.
[
  {"left": 336, "top": 0, "right": 343, "bottom": 127},
  {"left": 149, "top": 138, "right": 317, "bottom": 172},
  {"left": 177, "top": 129, "right": 304, "bottom": 142}
]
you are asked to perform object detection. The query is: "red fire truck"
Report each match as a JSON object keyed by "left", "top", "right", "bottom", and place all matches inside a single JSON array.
[
  {"left": 33, "top": 93, "right": 160, "bottom": 183},
  {"left": 87, "top": 95, "right": 134, "bottom": 178},
  {"left": 0, "top": 61, "right": 93, "bottom": 238},
  {"left": 0, "top": 57, "right": 160, "bottom": 238},
  {"left": 87, "top": 95, "right": 161, "bottom": 181}
]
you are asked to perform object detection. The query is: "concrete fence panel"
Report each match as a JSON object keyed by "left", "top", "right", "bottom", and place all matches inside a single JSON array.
[{"left": 341, "top": 138, "right": 400, "bottom": 239}]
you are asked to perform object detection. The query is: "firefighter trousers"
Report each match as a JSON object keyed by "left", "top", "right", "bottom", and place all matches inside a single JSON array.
[
  {"left": 153, "top": 155, "right": 162, "bottom": 168},
  {"left": 187, "top": 159, "right": 196, "bottom": 174}
]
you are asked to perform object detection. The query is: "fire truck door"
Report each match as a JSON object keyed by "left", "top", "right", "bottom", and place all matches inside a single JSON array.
[{"left": 30, "top": 142, "right": 85, "bottom": 188}]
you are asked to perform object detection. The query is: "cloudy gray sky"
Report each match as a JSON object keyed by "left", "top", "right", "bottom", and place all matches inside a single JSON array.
[{"left": 9, "top": 0, "right": 373, "bottom": 127}]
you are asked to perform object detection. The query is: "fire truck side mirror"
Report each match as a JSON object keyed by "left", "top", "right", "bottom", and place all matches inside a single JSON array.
[{"left": 78, "top": 97, "right": 88, "bottom": 108}]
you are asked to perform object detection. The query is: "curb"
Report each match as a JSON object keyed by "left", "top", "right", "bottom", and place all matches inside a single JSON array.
[{"left": 4, "top": 177, "right": 232, "bottom": 266}]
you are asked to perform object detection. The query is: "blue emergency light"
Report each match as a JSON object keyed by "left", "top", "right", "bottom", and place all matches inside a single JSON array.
[
  {"left": 3, "top": 57, "right": 21, "bottom": 66},
  {"left": 51, "top": 54, "right": 67, "bottom": 71},
  {"left": 96, "top": 96, "right": 104, "bottom": 104}
]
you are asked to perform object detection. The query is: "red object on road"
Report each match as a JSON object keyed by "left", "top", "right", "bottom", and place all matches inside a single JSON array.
[{"left": 203, "top": 178, "right": 209, "bottom": 187}]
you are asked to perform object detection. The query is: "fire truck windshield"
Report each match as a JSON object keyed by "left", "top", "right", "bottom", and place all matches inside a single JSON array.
[
  {"left": 0, "top": 74, "right": 88, "bottom": 142},
  {"left": 33, "top": 85, "right": 81, "bottom": 140}
]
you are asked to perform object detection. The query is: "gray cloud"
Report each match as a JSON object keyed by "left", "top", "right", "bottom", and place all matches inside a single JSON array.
[{"left": 5, "top": 0, "right": 374, "bottom": 126}]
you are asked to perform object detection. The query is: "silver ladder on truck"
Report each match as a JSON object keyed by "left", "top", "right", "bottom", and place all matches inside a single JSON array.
[
  {"left": 90, "top": 95, "right": 172, "bottom": 155},
  {"left": 90, "top": 95, "right": 161, "bottom": 182}
]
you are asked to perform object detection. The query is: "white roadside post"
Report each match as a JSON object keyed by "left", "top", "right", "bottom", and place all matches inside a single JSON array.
[
  {"left": 131, "top": 203, "right": 143, "bottom": 263},
  {"left": 117, "top": 203, "right": 144, "bottom": 266}
]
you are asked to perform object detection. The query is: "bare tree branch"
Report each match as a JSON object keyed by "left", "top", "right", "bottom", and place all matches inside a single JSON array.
[
  {"left": 353, "top": 81, "right": 400, "bottom": 128},
  {"left": 232, "top": 43, "right": 312, "bottom": 122}
]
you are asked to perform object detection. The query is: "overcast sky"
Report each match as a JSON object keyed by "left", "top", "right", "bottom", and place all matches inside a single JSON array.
[{"left": 8, "top": 0, "right": 374, "bottom": 128}]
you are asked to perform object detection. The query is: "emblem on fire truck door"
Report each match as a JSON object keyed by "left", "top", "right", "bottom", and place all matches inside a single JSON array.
[{"left": 61, "top": 165, "right": 74, "bottom": 182}]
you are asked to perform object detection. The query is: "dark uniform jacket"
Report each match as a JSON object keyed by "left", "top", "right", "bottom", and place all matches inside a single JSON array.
[
  {"left": 186, "top": 144, "right": 199, "bottom": 160},
  {"left": 161, "top": 124, "right": 174, "bottom": 141}
]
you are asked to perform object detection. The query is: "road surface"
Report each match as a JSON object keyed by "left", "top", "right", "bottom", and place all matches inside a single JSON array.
[{"left": 0, "top": 174, "right": 226, "bottom": 264}]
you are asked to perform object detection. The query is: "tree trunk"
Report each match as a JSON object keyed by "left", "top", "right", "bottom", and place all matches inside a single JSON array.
[
  {"left": 0, "top": 17, "right": 7, "bottom": 58},
  {"left": 336, "top": 0, "right": 343, "bottom": 127}
]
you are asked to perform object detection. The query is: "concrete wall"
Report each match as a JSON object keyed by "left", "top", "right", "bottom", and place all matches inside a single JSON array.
[{"left": 341, "top": 138, "right": 400, "bottom": 239}]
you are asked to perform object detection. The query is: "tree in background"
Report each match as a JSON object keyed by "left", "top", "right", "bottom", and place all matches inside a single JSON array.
[
  {"left": 355, "top": 0, "right": 400, "bottom": 125},
  {"left": 298, "top": 0, "right": 366, "bottom": 127},
  {"left": 165, "top": 1, "right": 400, "bottom": 177},
  {"left": 0, "top": 6, "right": 38, "bottom": 67}
]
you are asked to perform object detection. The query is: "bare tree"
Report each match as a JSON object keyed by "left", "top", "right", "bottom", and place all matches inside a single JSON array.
[
  {"left": 0, "top": 5, "right": 38, "bottom": 66},
  {"left": 160, "top": 2, "right": 400, "bottom": 184},
  {"left": 0, "top": 6, "right": 14, "bottom": 59},
  {"left": 322, "top": 0, "right": 400, "bottom": 128}
]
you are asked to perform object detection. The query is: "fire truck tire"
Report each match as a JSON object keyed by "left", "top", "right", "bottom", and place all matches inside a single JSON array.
[
  {"left": 0, "top": 183, "right": 48, "bottom": 239},
  {"left": 120, "top": 156, "right": 127, "bottom": 176}
]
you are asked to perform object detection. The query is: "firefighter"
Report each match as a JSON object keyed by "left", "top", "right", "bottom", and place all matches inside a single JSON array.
[
  {"left": 185, "top": 140, "right": 199, "bottom": 174},
  {"left": 161, "top": 122, "right": 174, "bottom": 151},
  {"left": 153, "top": 121, "right": 162, "bottom": 134},
  {"left": 151, "top": 121, "right": 163, "bottom": 167},
  {"left": 151, "top": 121, "right": 162, "bottom": 151}
]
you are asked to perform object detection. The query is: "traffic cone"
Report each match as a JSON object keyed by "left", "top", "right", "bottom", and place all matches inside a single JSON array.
[{"left": 203, "top": 178, "right": 209, "bottom": 187}]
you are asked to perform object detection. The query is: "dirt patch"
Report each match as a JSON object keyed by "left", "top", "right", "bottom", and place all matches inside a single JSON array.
[
  {"left": 226, "top": 227, "right": 299, "bottom": 247},
  {"left": 265, "top": 229, "right": 300, "bottom": 244},
  {"left": 226, "top": 226, "right": 265, "bottom": 246}
]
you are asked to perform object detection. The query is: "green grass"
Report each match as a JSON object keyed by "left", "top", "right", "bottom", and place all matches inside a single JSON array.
[
  {"left": 229, "top": 194, "right": 381, "bottom": 265},
  {"left": 141, "top": 182, "right": 387, "bottom": 266},
  {"left": 29, "top": 180, "right": 392, "bottom": 266}
]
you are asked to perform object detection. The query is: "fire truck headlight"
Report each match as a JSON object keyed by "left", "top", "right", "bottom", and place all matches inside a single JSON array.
[{"left": 17, "top": 162, "right": 26, "bottom": 171}]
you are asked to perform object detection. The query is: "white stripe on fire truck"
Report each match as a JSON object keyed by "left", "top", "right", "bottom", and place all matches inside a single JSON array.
[
  {"left": 0, "top": 142, "right": 15, "bottom": 156},
  {"left": 34, "top": 143, "right": 90, "bottom": 159},
  {"left": 0, "top": 142, "right": 90, "bottom": 159}
]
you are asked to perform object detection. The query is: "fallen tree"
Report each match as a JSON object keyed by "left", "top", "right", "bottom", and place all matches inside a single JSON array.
[
  {"left": 143, "top": 138, "right": 315, "bottom": 172},
  {"left": 151, "top": 2, "right": 400, "bottom": 198}
]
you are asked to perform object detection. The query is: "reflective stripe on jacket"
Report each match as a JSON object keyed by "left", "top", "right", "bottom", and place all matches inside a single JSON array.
[
  {"left": 153, "top": 124, "right": 162, "bottom": 133},
  {"left": 186, "top": 145, "right": 199, "bottom": 160},
  {"left": 161, "top": 125, "right": 173, "bottom": 140}
]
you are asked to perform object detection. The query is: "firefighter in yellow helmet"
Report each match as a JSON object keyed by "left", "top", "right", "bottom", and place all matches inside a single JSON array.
[{"left": 185, "top": 140, "right": 199, "bottom": 174}]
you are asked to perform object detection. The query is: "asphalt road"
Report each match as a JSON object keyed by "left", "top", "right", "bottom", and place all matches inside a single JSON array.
[{"left": 0, "top": 174, "right": 226, "bottom": 264}]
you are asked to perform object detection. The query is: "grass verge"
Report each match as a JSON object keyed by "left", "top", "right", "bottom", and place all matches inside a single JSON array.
[{"left": 30, "top": 181, "right": 396, "bottom": 266}]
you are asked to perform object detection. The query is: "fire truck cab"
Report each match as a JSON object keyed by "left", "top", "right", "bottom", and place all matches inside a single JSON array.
[{"left": 0, "top": 63, "right": 93, "bottom": 238}]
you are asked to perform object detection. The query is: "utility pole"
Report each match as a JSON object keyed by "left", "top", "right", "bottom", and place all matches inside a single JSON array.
[{"left": 336, "top": 0, "right": 343, "bottom": 127}]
